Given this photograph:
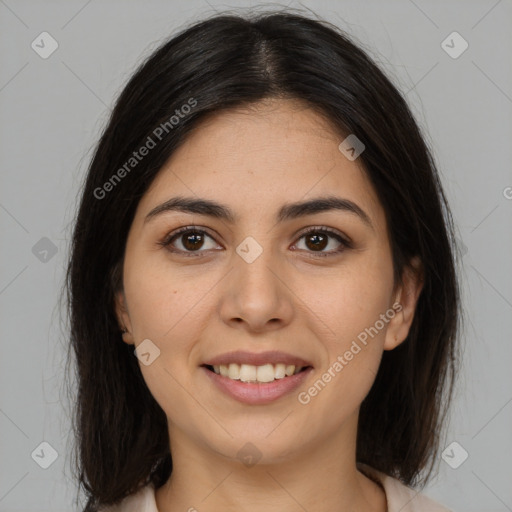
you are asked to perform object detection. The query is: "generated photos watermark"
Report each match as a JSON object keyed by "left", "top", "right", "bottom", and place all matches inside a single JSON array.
[
  {"left": 93, "top": 97, "right": 197, "bottom": 200},
  {"left": 297, "top": 302, "right": 403, "bottom": 405}
]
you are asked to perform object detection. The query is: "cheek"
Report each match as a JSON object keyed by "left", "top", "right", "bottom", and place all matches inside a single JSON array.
[
  {"left": 299, "top": 284, "right": 392, "bottom": 432},
  {"left": 124, "top": 257, "right": 209, "bottom": 421},
  {"left": 124, "top": 253, "right": 210, "bottom": 339},
  {"left": 302, "top": 253, "right": 394, "bottom": 401},
  {"left": 308, "top": 257, "right": 394, "bottom": 345},
  {"left": 123, "top": 254, "right": 217, "bottom": 389}
]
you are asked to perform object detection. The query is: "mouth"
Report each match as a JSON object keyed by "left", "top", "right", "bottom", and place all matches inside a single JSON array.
[
  {"left": 201, "top": 362, "right": 314, "bottom": 405},
  {"left": 202, "top": 363, "right": 312, "bottom": 384}
]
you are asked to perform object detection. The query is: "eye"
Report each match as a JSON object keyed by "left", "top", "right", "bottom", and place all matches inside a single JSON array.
[
  {"left": 158, "top": 226, "right": 221, "bottom": 257},
  {"left": 292, "top": 226, "right": 352, "bottom": 257},
  {"left": 159, "top": 225, "right": 351, "bottom": 258}
]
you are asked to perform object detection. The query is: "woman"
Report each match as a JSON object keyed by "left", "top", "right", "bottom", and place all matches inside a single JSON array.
[{"left": 65, "top": 9, "right": 461, "bottom": 512}]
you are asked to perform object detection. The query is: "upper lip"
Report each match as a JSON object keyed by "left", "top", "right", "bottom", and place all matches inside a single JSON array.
[{"left": 202, "top": 350, "right": 313, "bottom": 368}]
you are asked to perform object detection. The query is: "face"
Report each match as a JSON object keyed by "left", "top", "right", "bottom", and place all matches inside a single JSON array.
[{"left": 115, "top": 98, "right": 422, "bottom": 464}]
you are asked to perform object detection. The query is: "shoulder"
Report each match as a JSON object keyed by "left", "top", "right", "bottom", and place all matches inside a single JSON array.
[
  {"left": 357, "top": 463, "right": 453, "bottom": 512},
  {"left": 98, "top": 483, "right": 158, "bottom": 512}
]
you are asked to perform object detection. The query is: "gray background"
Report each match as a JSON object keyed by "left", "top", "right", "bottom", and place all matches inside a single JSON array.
[{"left": 1, "top": 0, "right": 511, "bottom": 511}]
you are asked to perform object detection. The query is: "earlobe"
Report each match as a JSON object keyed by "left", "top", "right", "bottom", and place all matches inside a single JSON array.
[
  {"left": 115, "top": 290, "right": 135, "bottom": 345},
  {"left": 384, "top": 256, "right": 424, "bottom": 351}
]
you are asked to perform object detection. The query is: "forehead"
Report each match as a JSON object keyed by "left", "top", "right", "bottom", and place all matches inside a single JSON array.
[
  {"left": 137, "top": 99, "right": 384, "bottom": 230},
  {"left": 169, "top": 98, "right": 344, "bottom": 171}
]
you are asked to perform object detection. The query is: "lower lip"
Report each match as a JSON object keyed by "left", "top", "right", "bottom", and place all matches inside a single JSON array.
[{"left": 202, "top": 366, "right": 313, "bottom": 405}]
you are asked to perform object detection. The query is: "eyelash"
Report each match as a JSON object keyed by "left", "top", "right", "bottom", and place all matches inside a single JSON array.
[{"left": 157, "top": 225, "right": 352, "bottom": 258}]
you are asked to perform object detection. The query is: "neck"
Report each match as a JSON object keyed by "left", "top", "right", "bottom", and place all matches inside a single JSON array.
[{"left": 155, "top": 411, "right": 387, "bottom": 512}]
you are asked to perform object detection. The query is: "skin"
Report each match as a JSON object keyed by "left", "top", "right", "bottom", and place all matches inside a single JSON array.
[{"left": 115, "top": 98, "right": 423, "bottom": 512}]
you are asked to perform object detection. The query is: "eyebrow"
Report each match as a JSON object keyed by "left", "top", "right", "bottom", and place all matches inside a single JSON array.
[{"left": 144, "top": 195, "right": 373, "bottom": 230}]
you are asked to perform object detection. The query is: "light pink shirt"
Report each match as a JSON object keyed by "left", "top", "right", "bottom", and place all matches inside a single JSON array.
[{"left": 101, "top": 464, "right": 452, "bottom": 512}]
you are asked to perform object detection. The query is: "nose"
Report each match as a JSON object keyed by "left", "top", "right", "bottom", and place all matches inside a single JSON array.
[{"left": 218, "top": 245, "right": 294, "bottom": 333}]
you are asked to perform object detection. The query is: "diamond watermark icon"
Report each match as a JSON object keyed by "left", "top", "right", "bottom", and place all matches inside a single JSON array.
[
  {"left": 134, "top": 338, "right": 161, "bottom": 366},
  {"left": 441, "top": 441, "right": 469, "bottom": 469},
  {"left": 32, "top": 237, "right": 58, "bottom": 263},
  {"left": 441, "top": 32, "right": 468, "bottom": 59},
  {"left": 31, "top": 32, "right": 59, "bottom": 59},
  {"left": 338, "top": 134, "right": 365, "bottom": 161},
  {"left": 236, "top": 442, "right": 262, "bottom": 468},
  {"left": 236, "top": 236, "right": 263, "bottom": 264},
  {"left": 31, "top": 441, "right": 59, "bottom": 469}
]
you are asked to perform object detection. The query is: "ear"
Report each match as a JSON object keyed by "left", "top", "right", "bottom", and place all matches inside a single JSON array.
[
  {"left": 115, "top": 289, "right": 135, "bottom": 345},
  {"left": 384, "top": 255, "right": 424, "bottom": 351}
]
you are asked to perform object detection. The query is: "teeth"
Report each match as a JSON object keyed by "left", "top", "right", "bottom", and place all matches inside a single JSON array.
[
  {"left": 239, "top": 364, "right": 257, "bottom": 382},
  {"left": 285, "top": 365, "right": 295, "bottom": 377},
  {"left": 256, "top": 364, "right": 275, "bottom": 383},
  {"left": 212, "top": 363, "right": 305, "bottom": 383},
  {"left": 274, "top": 363, "right": 286, "bottom": 379},
  {"left": 228, "top": 363, "right": 240, "bottom": 380}
]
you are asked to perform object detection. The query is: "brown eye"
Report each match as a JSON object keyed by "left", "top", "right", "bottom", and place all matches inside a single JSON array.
[
  {"left": 293, "top": 227, "right": 351, "bottom": 257},
  {"left": 159, "top": 225, "right": 351, "bottom": 258},
  {"left": 181, "top": 231, "right": 205, "bottom": 251},
  {"left": 159, "top": 227, "right": 220, "bottom": 256},
  {"left": 304, "top": 232, "right": 329, "bottom": 251}
]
